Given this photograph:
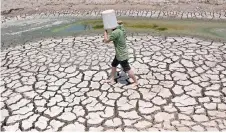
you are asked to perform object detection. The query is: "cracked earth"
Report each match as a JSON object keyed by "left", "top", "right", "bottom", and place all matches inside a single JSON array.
[
  {"left": 2, "top": 9, "right": 226, "bottom": 24},
  {"left": 1, "top": 35, "right": 226, "bottom": 131}
]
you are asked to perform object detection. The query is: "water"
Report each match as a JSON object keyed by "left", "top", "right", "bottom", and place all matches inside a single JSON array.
[
  {"left": 211, "top": 28, "right": 226, "bottom": 38},
  {"left": 1, "top": 16, "right": 92, "bottom": 49},
  {"left": 1, "top": 16, "right": 226, "bottom": 49}
]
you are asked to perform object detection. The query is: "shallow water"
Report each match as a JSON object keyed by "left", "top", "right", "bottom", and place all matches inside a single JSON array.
[
  {"left": 1, "top": 16, "right": 90, "bottom": 49},
  {"left": 1, "top": 16, "right": 226, "bottom": 49}
]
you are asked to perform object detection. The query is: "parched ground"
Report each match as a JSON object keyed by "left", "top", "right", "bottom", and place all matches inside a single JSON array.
[
  {"left": 1, "top": 35, "right": 226, "bottom": 131},
  {"left": 1, "top": 0, "right": 226, "bottom": 17},
  {"left": 1, "top": 0, "right": 226, "bottom": 132}
]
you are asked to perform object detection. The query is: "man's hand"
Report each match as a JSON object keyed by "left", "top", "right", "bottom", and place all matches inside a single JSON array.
[
  {"left": 104, "top": 30, "right": 111, "bottom": 43},
  {"left": 104, "top": 30, "right": 108, "bottom": 35}
]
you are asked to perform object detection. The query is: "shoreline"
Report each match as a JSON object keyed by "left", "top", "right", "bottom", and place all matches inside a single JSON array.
[
  {"left": 2, "top": 13, "right": 226, "bottom": 50},
  {"left": 1, "top": 2, "right": 226, "bottom": 49},
  {"left": 2, "top": 31, "right": 225, "bottom": 51}
]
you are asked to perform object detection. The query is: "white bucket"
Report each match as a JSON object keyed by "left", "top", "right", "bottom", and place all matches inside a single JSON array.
[{"left": 101, "top": 10, "right": 118, "bottom": 30}]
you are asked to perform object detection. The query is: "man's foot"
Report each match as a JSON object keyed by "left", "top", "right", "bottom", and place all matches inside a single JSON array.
[
  {"left": 128, "top": 82, "right": 138, "bottom": 89},
  {"left": 128, "top": 79, "right": 138, "bottom": 86},
  {"left": 133, "top": 82, "right": 138, "bottom": 86},
  {"left": 132, "top": 82, "right": 138, "bottom": 88}
]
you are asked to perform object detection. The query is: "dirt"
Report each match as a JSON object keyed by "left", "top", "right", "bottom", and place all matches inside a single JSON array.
[{"left": 1, "top": 0, "right": 226, "bottom": 17}]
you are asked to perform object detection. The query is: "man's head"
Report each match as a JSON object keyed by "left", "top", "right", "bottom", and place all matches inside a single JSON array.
[
  {"left": 111, "top": 20, "right": 123, "bottom": 31},
  {"left": 117, "top": 20, "right": 123, "bottom": 25}
]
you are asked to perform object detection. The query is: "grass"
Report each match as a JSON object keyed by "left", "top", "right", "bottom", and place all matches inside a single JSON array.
[
  {"left": 93, "top": 24, "right": 104, "bottom": 29},
  {"left": 81, "top": 20, "right": 169, "bottom": 31},
  {"left": 157, "top": 27, "right": 167, "bottom": 31},
  {"left": 51, "top": 18, "right": 226, "bottom": 41}
]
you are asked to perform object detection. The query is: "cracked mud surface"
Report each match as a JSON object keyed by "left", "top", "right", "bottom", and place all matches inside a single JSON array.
[
  {"left": 2, "top": 9, "right": 226, "bottom": 24},
  {"left": 1, "top": 0, "right": 226, "bottom": 18},
  {"left": 1, "top": 35, "right": 226, "bottom": 131}
]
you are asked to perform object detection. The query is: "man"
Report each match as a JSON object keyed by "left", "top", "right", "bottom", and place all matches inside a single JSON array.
[{"left": 104, "top": 20, "right": 138, "bottom": 86}]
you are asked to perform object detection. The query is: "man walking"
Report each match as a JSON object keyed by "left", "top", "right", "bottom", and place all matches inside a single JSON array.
[{"left": 104, "top": 20, "right": 138, "bottom": 86}]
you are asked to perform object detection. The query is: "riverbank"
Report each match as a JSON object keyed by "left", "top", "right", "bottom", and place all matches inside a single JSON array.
[
  {"left": 1, "top": 0, "right": 226, "bottom": 49},
  {"left": 2, "top": 14, "right": 226, "bottom": 50}
]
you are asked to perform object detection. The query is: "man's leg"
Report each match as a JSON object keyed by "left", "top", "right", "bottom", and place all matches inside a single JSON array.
[
  {"left": 120, "top": 60, "right": 138, "bottom": 86},
  {"left": 127, "top": 69, "right": 138, "bottom": 86},
  {"left": 107, "top": 67, "right": 117, "bottom": 83},
  {"left": 105, "top": 56, "right": 119, "bottom": 83}
]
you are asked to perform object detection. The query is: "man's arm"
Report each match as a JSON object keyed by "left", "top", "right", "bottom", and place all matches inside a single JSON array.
[
  {"left": 104, "top": 20, "right": 122, "bottom": 43},
  {"left": 104, "top": 30, "right": 111, "bottom": 43}
]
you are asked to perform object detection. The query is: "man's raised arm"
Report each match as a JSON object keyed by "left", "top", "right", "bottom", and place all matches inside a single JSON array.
[{"left": 104, "top": 30, "right": 111, "bottom": 43}]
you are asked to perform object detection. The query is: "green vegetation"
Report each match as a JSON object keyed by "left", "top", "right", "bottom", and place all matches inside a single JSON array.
[
  {"left": 157, "top": 27, "right": 167, "bottom": 31},
  {"left": 80, "top": 19, "right": 169, "bottom": 31},
  {"left": 93, "top": 24, "right": 104, "bottom": 29},
  {"left": 51, "top": 18, "right": 226, "bottom": 41},
  {"left": 81, "top": 18, "right": 226, "bottom": 41}
]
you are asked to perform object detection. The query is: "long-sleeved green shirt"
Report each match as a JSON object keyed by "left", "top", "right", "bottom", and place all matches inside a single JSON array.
[{"left": 109, "top": 25, "right": 129, "bottom": 61}]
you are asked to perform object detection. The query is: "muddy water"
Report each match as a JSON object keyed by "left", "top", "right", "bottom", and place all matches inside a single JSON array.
[
  {"left": 1, "top": 16, "right": 226, "bottom": 49},
  {"left": 1, "top": 16, "right": 92, "bottom": 49}
]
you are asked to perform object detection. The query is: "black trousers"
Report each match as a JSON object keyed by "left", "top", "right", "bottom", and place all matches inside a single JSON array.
[{"left": 111, "top": 56, "right": 131, "bottom": 72}]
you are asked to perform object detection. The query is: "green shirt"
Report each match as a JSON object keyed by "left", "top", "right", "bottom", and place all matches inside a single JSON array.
[{"left": 109, "top": 25, "right": 129, "bottom": 61}]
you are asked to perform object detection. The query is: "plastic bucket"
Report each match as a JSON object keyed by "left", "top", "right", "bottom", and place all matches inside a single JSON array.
[{"left": 101, "top": 9, "right": 118, "bottom": 30}]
